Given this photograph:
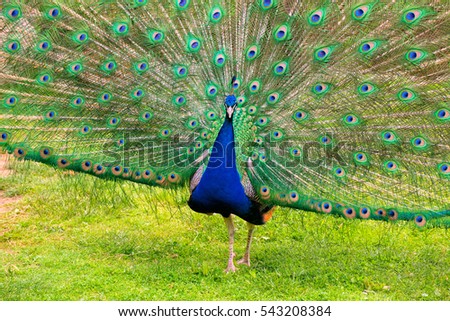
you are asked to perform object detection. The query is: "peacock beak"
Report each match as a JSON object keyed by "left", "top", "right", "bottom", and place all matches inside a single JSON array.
[{"left": 226, "top": 105, "right": 235, "bottom": 119}]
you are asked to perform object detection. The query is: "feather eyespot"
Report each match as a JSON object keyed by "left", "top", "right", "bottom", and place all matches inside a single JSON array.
[
  {"left": 122, "top": 167, "right": 131, "bottom": 178},
  {"left": 80, "top": 125, "right": 91, "bottom": 135},
  {"left": 68, "top": 62, "right": 83, "bottom": 75},
  {"left": 381, "top": 130, "right": 399, "bottom": 144},
  {"left": 273, "top": 61, "right": 288, "bottom": 76},
  {"left": 312, "top": 83, "right": 331, "bottom": 96},
  {"left": 156, "top": 174, "right": 165, "bottom": 185},
  {"left": 4, "top": 40, "right": 20, "bottom": 54},
  {"left": 246, "top": 45, "right": 260, "bottom": 60},
  {"left": 94, "top": 164, "right": 106, "bottom": 175},
  {"left": 414, "top": 215, "right": 426, "bottom": 227},
  {"left": 113, "top": 22, "right": 129, "bottom": 36},
  {"left": 133, "top": 170, "right": 142, "bottom": 180},
  {"left": 289, "top": 147, "right": 301, "bottom": 158},
  {"left": 398, "top": 89, "right": 417, "bottom": 102},
  {"left": 134, "top": 61, "right": 149, "bottom": 73},
  {"left": 343, "top": 114, "right": 360, "bottom": 126},
  {"left": 354, "top": 152, "right": 369, "bottom": 165},
  {"left": 159, "top": 128, "right": 171, "bottom": 138},
  {"left": 57, "top": 158, "right": 70, "bottom": 168},
  {"left": 175, "top": 0, "right": 190, "bottom": 10},
  {"left": 186, "top": 118, "right": 199, "bottom": 129},
  {"left": 247, "top": 105, "right": 258, "bottom": 115},
  {"left": 112, "top": 165, "right": 123, "bottom": 176},
  {"left": 142, "top": 169, "right": 153, "bottom": 179},
  {"left": 384, "top": 160, "right": 400, "bottom": 174},
  {"left": 438, "top": 163, "right": 450, "bottom": 176},
  {"left": 237, "top": 96, "right": 247, "bottom": 107},
  {"left": 107, "top": 116, "right": 120, "bottom": 127},
  {"left": 36, "top": 40, "right": 51, "bottom": 53},
  {"left": 46, "top": 7, "right": 62, "bottom": 20},
  {"left": 205, "top": 110, "right": 217, "bottom": 120},
  {"left": 308, "top": 9, "right": 325, "bottom": 25},
  {"left": 358, "top": 82, "right": 376, "bottom": 95},
  {"left": 256, "top": 116, "right": 269, "bottom": 127},
  {"left": 148, "top": 30, "right": 164, "bottom": 44},
  {"left": 69, "top": 96, "right": 84, "bottom": 109},
  {"left": 173, "top": 94, "right": 187, "bottom": 107},
  {"left": 39, "top": 147, "right": 52, "bottom": 159},
  {"left": 267, "top": 92, "right": 280, "bottom": 105},
  {"left": 293, "top": 110, "right": 309, "bottom": 123},
  {"left": 232, "top": 78, "right": 241, "bottom": 90},
  {"left": 101, "top": 60, "right": 117, "bottom": 74},
  {"left": 260, "top": 186, "right": 270, "bottom": 199},
  {"left": 273, "top": 25, "right": 289, "bottom": 42},
  {"left": 259, "top": 0, "right": 276, "bottom": 10},
  {"left": 271, "top": 130, "right": 284, "bottom": 141},
  {"left": 200, "top": 130, "right": 209, "bottom": 140},
  {"left": 359, "top": 207, "right": 371, "bottom": 219},
  {"left": 402, "top": 9, "right": 428, "bottom": 25},
  {"left": 168, "top": 172, "right": 181, "bottom": 183},
  {"left": 37, "top": 73, "right": 53, "bottom": 85},
  {"left": 209, "top": 6, "right": 223, "bottom": 23},
  {"left": 4, "top": 6, "right": 22, "bottom": 21},
  {"left": 0, "top": 132, "right": 10, "bottom": 144},
  {"left": 376, "top": 209, "right": 387, "bottom": 217},
  {"left": 186, "top": 36, "right": 201, "bottom": 53},
  {"left": 333, "top": 167, "right": 346, "bottom": 178},
  {"left": 321, "top": 202, "right": 332, "bottom": 213},
  {"left": 344, "top": 207, "right": 356, "bottom": 219},
  {"left": 289, "top": 191, "right": 299, "bottom": 203},
  {"left": 248, "top": 80, "right": 261, "bottom": 93},
  {"left": 3, "top": 95, "right": 18, "bottom": 108},
  {"left": 319, "top": 135, "right": 332, "bottom": 146},
  {"left": 352, "top": 5, "right": 370, "bottom": 21},
  {"left": 13, "top": 147, "right": 27, "bottom": 158},
  {"left": 98, "top": 92, "right": 112, "bottom": 103},
  {"left": 174, "top": 65, "right": 188, "bottom": 79},
  {"left": 205, "top": 83, "right": 219, "bottom": 98},
  {"left": 405, "top": 49, "right": 427, "bottom": 64},
  {"left": 411, "top": 136, "right": 429, "bottom": 151},
  {"left": 388, "top": 210, "right": 398, "bottom": 221},
  {"left": 131, "top": 88, "right": 145, "bottom": 100},
  {"left": 81, "top": 160, "right": 92, "bottom": 171},
  {"left": 116, "top": 138, "right": 125, "bottom": 147},
  {"left": 359, "top": 41, "right": 380, "bottom": 54},
  {"left": 213, "top": 51, "right": 226, "bottom": 67},
  {"left": 44, "top": 110, "right": 57, "bottom": 121},
  {"left": 139, "top": 110, "right": 153, "bottom": 123},
  {"left": 314, "top": 46, "right": 334, "bottom": 61},
  {"left": 73, "top": 32, "right": 89, "bottom": 44}
]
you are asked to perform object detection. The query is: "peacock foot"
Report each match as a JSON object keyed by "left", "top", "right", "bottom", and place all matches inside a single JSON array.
[
  {"left": 237, "top": 256, "right": 250, "bottom": 266},
  {"left": 224, "top": 263, "right": 237, "bottom": 273},
  {"left": 224, "top": 252, "right": 237, "bottom": 273}
]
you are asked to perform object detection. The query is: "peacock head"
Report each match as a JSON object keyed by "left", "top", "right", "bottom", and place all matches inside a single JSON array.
[{"left": 224, "top": 95, "right": 237, "bottom": 119}]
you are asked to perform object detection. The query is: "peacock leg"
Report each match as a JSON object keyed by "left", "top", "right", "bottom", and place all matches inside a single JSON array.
[
  {"left": 237, "top": 223, "right": 255, "bottom": 266},
  {"left": 223, "top": 215, "right": 236, "bottom": 273}
]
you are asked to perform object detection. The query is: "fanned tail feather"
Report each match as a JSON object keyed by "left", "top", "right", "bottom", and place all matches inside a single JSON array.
[{"left": 1, "top": 0, "right": 449, "bottom": 227}]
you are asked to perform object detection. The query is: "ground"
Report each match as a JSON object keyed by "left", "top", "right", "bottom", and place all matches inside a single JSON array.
[{"left": 0, "top": 156, "right": 449, "bottom": 300}]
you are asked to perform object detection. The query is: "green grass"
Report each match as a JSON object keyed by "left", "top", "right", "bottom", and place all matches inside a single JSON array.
[{"left": 0, "top": 159, "right": 449, "bottom": 301}]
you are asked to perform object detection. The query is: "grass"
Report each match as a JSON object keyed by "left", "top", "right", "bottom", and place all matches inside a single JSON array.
[{"left": 0, "top": 158, "right": 449, "bottom": 301}]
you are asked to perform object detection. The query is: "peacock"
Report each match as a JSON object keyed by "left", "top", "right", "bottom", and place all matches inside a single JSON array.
[{"left": 1, "top": 0, "right": 449, "bottom": 273}]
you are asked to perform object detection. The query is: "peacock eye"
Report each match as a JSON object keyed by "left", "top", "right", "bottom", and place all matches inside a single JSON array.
[
  {"left": 308, "top": 9, "right": 325, "bottom": 25},
  {"left": 209, "top": 6, "right": 223, "bottom": 23},
  {"left": 352, "top": 5, "right": 371, "bottom": 21}
]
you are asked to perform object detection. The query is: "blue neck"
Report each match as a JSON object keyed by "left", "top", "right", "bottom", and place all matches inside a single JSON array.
[{"left": 188, "top": 115, "right": 252, "bottom": 216}]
